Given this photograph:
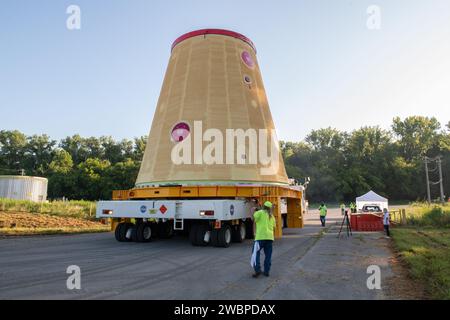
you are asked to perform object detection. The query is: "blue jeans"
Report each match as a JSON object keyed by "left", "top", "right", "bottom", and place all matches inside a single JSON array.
[
  {"left": 320, "top": 216, "right": 326, "bottom": 226},
  {"left": 253, "top": 240, "right": 273, "bottom": 274}
]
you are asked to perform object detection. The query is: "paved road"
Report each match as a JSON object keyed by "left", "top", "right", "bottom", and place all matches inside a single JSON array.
[{"left": 0, "top": 209, "right": 399, "bottom": 300}]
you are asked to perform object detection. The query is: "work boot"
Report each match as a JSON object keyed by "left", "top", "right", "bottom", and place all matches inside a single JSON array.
[
  {"left": 252, "top": 271, "right": 261, "bottom": 278},
  {"left": 263, "top": 272, "right": 269, "bottom": 277}
]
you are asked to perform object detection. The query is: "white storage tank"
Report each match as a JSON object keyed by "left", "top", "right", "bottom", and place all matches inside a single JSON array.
[{"left": 0, "top": 176, "right": 48, "bottom": 202}]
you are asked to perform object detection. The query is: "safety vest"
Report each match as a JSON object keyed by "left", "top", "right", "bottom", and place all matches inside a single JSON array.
[{"left": 319, "top": 205, "right": 327, "bottom": 217}]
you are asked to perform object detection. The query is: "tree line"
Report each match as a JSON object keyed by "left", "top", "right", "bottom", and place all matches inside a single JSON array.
[
  {"left": 281, "top": 116, "right": 449, "bottom": 202},
  {"left": 0, "top": 116, "right": 448, "bottom": 202},
  {"left": 0, "top": 133, "right": 146, "bottom": 200}
]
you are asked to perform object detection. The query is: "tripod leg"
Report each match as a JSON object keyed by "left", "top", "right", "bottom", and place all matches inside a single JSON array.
[
  {"left": 348, "top": 215, "right": 353, "bottom": 236},
  {"left": 344, "top": 213, "right": 352, "bottom": 236},
  {"left": 338, "top": 214, "right": 346, "bottom": 238}
]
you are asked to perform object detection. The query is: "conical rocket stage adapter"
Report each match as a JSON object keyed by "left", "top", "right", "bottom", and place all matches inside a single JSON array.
[{"left": 136, "top": 29, "right": 289, "bottom": 187}]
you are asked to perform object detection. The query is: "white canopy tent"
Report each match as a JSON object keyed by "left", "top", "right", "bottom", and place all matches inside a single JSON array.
[{"left": 356, "top": 190, "right": 388, "bottom": 211}]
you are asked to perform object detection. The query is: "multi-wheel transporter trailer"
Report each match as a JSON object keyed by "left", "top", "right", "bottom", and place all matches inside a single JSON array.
[{"left": 97, "top": 185, "right": 304, "bottom": 247}]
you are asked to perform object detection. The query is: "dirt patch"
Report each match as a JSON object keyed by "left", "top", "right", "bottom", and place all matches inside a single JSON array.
[{"left": 0, "top": 211, "right": 107, "bottom": 232}]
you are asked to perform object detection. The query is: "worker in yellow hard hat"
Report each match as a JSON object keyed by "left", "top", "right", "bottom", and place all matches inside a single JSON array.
[{"left": 251, "top": 201, "right": 276, "bottom": 278}]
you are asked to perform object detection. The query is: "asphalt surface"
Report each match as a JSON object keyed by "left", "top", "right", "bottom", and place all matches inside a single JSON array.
[{"left": 0, "top": 209, "right": 398, "bottom": 300}]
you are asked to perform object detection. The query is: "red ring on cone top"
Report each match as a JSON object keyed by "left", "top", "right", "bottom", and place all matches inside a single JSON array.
[{"left": 171, "top": 29, "right": 256, "bottom": 53}]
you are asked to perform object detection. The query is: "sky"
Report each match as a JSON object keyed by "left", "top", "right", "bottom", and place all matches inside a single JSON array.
[{"left": 0, "top": 0, "right": 449, "bottom": 142}]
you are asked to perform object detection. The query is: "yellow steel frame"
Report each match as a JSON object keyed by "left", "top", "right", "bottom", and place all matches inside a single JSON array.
[{"left": 111, "top": 185, "right": 303, "bottom": 238}]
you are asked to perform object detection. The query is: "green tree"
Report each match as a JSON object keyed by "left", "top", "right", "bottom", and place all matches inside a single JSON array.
[
  {"left": 60, "top": 134, "right": 90, "bottom": 165},
  {"left": 83, "top": 136, "right": 105, "bottom": 160},
  {"left": 24, "top": 134, "right": 56, "bottom": 175},
  {"left": 133, "top": 136, "right": 147, "bottom": 161},
  {"left": 48, "top": 149, "right": 73, "bottom": 174},
  {"left": 306, "top": 127, "right": 347, "bottom": 151},
  {"left": 305, "top": 128, "right": 347, "bottom": 202},
  {"left": 343, "top": 127, "right": 393, "bottom": 199},
  {"left": 76, "top": 158, "right": 111, "bottom": 200},
  {"left": 392, "top": 116, "right": 441, "bottom": 160},
  {"left": 47, "top": 150, "right": 76, "bottom": 199},
  {"left": 100, "top": 136, "right": 133, "bottom": 164},
  {"left": 106, "top": 158, "right": 140, "bottom": 192},
  {"left": 0, "top": 130, "right": 27, "bottom": 174}
]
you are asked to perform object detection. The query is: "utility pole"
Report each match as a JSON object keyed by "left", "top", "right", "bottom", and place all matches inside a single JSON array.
[
  {"left": 425, "top": 156, "right": 446, "bottom": 203},
  {"left": 437, "top": 157, "right": 445, "bottom": 203},
  {"left": 424, "top": 157, "right": 431, "bottom": 203}
]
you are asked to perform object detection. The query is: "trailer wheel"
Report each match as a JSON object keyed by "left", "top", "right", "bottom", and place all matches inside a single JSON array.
[
  {"left": 119, "top": 223, "right": 133, "bottom": 242},
  {"left": 130, "top": 225, "right": 139, "bottom": 242},
  {"left": 195, "top": 224, "right": 210, "bottom": 246},
  {"left": 217, "top": 225, "right": 232, "bottom": 248},
  {"left": 232, "top": 223, "right": 246, "bottom": 243},
  {"left": 129, "top": 224, "right": 138, "bottom": 242},
  {"left": 158, "top": 222, "right": 174, "bottom": 239},
  {"left": 115, "top": 223, "right": 125, "bottom": 242},
  {"left": 136, "top": 223, "right": 152, "bottom": 242},
  {"left": 210, "top": 229, "right": 219, "bottom": 247},
  {"left": 245, "top": 219, "right": 254, "bottom": 239},
  {"left": 189, "top": 224, "right": 199, "bottom": 246}
]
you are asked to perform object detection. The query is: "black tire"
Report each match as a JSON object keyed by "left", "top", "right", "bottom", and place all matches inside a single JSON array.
[
  {"left": 195, "top": 224, "right": 209, "bottom": 246},
  {"left": 119, "top": 223, "right": 133, "bottom": 242},
  {"left": 210, "top": 229, "right": 219, "bottom": 247},
  {"left": 115, "top": 223, "right": 125, "bottom": 242},
  {"left": 136, "top": 223, "right": 152, "bottom": 242},
  {"left": 217, "top": 225, "right": 232, "bottom": 248},
  {"left": 189, "top": 224, "right": 199, "bottom": 246},
  {"left": 245, "top": 219, "right": 254, "bottom": 239},
  {"left": 232, "top": 223, "right": 246, "bottom": 243},
  {"left": 130, "top": 225, "right": 138, "bottom": 242},
  {"left": 158, "top": 222, "right": 174, "bottom": 239},
  {"left": 150, "top": 223, "right": 159, "bottom": 238}
]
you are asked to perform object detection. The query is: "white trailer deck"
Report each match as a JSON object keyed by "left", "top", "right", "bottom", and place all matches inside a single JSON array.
[
  {"left": 97, "top": 198, "right": 255, "bottom": 247},
  {"left": 97, "top": 199, "right": 253, "bottom": 220}
]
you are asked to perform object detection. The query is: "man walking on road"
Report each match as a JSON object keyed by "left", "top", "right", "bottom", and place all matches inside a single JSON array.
[
  {"left": 319, "top": 203, "right": 327, "bottom": 227},
  {"left": 251, "top": 201, "right": 276, "bottom": 278}
]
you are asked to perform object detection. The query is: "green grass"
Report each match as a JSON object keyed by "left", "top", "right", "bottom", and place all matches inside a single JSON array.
[
  {"left": 391, "top": 227, "right": 450, "bottom": 299},
  {"left": 0, "top": 198, "right": 96, "bottom": 220},
  {"left": 405, "top": 203, "right": 450, "bottom": 227},
  {"left": 390, "top": 203, "right": 450, "bottom": 299}
]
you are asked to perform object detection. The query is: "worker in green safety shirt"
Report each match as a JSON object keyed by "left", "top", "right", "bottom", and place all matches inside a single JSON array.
[
  {"left": 318, "top": 203, "right": 327, "bottom": 227},
  {"left": 350, "top": 202, "right": 356, "bottom": 213},
  {"left": 340, "top": 203, "right": 346, "bottom": 216},
  {"left": 251, "top": 201, "right": 276, "bottom": 278}
]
